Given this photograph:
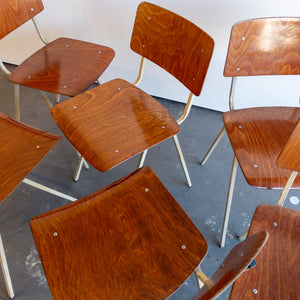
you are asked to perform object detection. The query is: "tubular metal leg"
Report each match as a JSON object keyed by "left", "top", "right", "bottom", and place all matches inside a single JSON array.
[
  {"left": 75, "top": 151, "right": 89, "bottom": 170},
  {"left": 200, "top": 126, "right": 226, "bottom": 165},
  {"left": 172, "top": 135, "right": 192, "bottom": 187},
  {"left": 14, "top": 84, "right": 20, "bottom": 121},
  {"left": 220, "top": 155, "right": 238, "bottom": 248},
  {"left": 73, "top": 156, "right": 85, "bottom": 182},
  {"left": 277, "top": 170, "right": 298, "bottom": 207},
  {"left": 40, "top": 91, "right": 53, "bottom": 109},
  {"left": 0, "top": 234, "right": 14, "bottom": 299},
  {"left": 137, "top": 150, "right": 148, "bottom": 169},
  {"left": 56, "top": 94, "right": 61, "bottom": 103}
]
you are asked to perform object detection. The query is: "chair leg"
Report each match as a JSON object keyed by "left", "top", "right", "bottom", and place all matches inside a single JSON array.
[
  {"left": 137, "top": 150, "right": 148, "bottom": 169},
  {"left": 14, "top": 84, "right": 20, "bottom": 121},
  {"left": 0, "top": 234, "right": 14, "bottom": 299},
  {"left": 172, "top": 135, "right": 192, "bottom": 187},
  {"left": 56, "top": 94, "right": 61, "bottom": 103},
  {"left": 73, "top": 156, "right": 85, "bottom": 182},
  {"left": 277, "top": 170, "right": 298, "bottom": 207},
  {"left": 40, "top": 91, "right": 54, "bottom": 109},
  {"left": 200, "top": 126, "right": 226, "bottom": 165},
  {"left": 220, "top": 154, "right": 238, "bottom": 248},
  {"left": 195, "top": 266, "right": 209, "bottom": 289}
]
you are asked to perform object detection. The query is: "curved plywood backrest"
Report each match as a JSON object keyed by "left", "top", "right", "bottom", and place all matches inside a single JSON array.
[
  {"left": 31, "top": 166, "right": 208, "bottom": 300},
  {"left": 130, "top": 2, "right": 214, "bottom": 96},
  {"left": 277, "top": 118, "right": 300, "bottom": 172},
  {"left": 229, "top": 204, "right": 300, "bottom": 299},
  {"left": 191, "top": 230, "right": 268, "bottom": 300},
  {"left": 0, "top": 0, "right": 43, "bottom": 39},
  {"left": 0, "top": 112, "right": 60, "bottom": 202},
  {"left": 224, "top": 17, "right": 300, "bottom": 77}
]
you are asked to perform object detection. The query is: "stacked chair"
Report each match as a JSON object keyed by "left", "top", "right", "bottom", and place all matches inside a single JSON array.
[
  {"left": 51, "top": 1, "right": 215, "bottom": 186},
  {"left": 0, "top": 0, "right": 115, "bottom": 121}
]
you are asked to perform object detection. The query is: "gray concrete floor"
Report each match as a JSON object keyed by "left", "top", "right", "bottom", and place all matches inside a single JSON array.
[{"left": 0, "top": 65, "right": 299, "bottom": 299}]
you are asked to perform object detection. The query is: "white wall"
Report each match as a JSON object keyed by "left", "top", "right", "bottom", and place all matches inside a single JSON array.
[{"left": 0, "top": 0, "right": 299, "bottom": 111}]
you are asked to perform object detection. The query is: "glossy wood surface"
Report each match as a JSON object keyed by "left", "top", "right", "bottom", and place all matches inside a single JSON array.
[
  {"left": 224, "top": 18, "right": 300, "bottom": 77},
  {"left": 191, "top": 230, "right": 268, "bottom": 300},
  {"left": 31, "top": 166, "right": 207, "bottom": 300},
  {"left": 0, "top": 112, "right": 60, "bottom": 202},
  {"left": 9, "top": 38, "right": 115, "bottom": 96},
  {"left": 51, "top": 79, "right": 180, "bottom": 172},
  {"left": 229, "top": 204, "right": 300, "bottom": 299},
  {"left": 223, "top": 107, "right": 300, "bottom": 188},
  {"left": 277, "top": 119, "right": 300, "bottom": 172},
  {"left": 130, "top": 2, "right": 214, "bottom": 96},
  {"left": 0, "top": 0, "right": 43, "bottom": 39}
]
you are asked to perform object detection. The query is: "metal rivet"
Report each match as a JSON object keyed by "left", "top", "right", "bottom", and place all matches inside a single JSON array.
[
  {"left": 253, "top": 289, "right": 258, "bottom": 294},
  {"left": 98, "top": 50, "right": 102, "bottom": 54},
  {"left": 142, "top": 45, "right": 145, "bottom": 48},
  {"left": 238, "top": 125, "right": 242, "bottom": 129},
  {"left": 117, "top": 87, "right": 121, "bottom": 91},
  {"left": 31, "top": 8, "right": 34, "bottom": 11},
  {"left": 240, "top": 253, "right": 244, "bottom": 257},
  {"left": 66, "top": 44, "right": 69, "bottom": 47},
  {"left": 237, "top": 67, "right": 240, "bottom": 71},
  {"left": 202, "top": 49, "right": 205, "bottom": 53},
  {"left": 182, "top": 245, "right": 186, "bottom": 250},
  {"left": 115, "top": 149, "right": 119, "bottom": 153},
  {"left": 36, "top": 145, "right": 40, "bottom": 149},
  {"left": 28, "top": 76, "right": 31, "bottom": 79},
  {"left": 162, "top": 126, "right": 165, "bottom": 129},
  {"left": 273, "top": 222, "right": 278, "bottom": 227},
  {"left": 253, "top": 164, "right": 258, "bottom": 168},
  {"left": 145, "top": 188, "right": 149, "bottom": 192},
  {"left": 53, "top": 232, "right": 58, "bottom": 237},
  {"left": 73, "top": 106, "right": 77, "bottom": 109},
  {"left": 147, "top": 16, "right": 151, "bottom": 20},
  {"left": 242, "top": 36, "right": 246, "bottom": 41}
]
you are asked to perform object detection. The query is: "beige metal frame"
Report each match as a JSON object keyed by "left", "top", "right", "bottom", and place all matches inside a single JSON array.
[
  {"left": 0, "top": 234, "right": 14, "bottom": 299},
  {"left": 200, "top": 77, "right": 237, "bottom": 165}
]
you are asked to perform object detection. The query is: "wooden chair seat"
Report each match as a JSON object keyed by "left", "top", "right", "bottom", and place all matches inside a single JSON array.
[
  {"left": 0, "top": 0, "right": 114, "bottom": 120},
  {"left": 30, "top": 166, "right": 268, "bottom": 300},
  {"left": 229, "top": 204, "right": 300, "bottom": 299},
  {"left": 9, "top": 37, "right": 115, "bottom": 97},
  {"left": 0, "top": 112, "right": 60, "bottom": 201},
  {"left": 51, "top": 78, "right": 180, "bottom": 172},
  {"left": 223, "top": 106, "right": 300, "bottom": 188}
]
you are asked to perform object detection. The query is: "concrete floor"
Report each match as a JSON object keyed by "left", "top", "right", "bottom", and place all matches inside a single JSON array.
[{"left": 0, "top": 65, "right": 299, "bottom": 299}]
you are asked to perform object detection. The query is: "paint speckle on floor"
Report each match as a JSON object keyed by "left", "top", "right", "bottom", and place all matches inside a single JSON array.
[
  {"left": 289, "top": 196, "right": 300, "bottom": 205},
  {"left": 25, "top": 246, "right": 47, "bottom": 287}
]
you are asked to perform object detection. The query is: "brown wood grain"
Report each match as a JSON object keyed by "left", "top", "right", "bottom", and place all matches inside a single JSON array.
[
  {"left": 224, "top": 18, "right": 300, "bottom": 76},
  {"left": 0, "top": 112, "right": 60, "bottom": 202},
  {"left": 130, "top": 2, "right": 214, "bottom": 96},
  {"left": 229, "top": 204, "right": 300, "bottom": 299},
  {"left": 191, "top": 230, "right": 268, "bottom": 300},
  {"left": 0, "top": 0, "right": 43, "bottom": 39},
  {"left": 223, "top": 107, "right": 300, "bottom": 188},
  {"left": 277, "top": 118, "right": 300, "bottom": 172},
  {"left": 31, "top": 166, "right": 207, "bottom": 300},
  {"left": 9, "top": 38, "right": 115, "bottom": 96},
  {"left": 51, "top": 78, "right": 180, "bottom": 172}
]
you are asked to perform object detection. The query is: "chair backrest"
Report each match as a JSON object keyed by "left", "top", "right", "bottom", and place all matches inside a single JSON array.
[
  {"left": 130, "top": 2, "right": 214, "bottom": 96},
  {"left": 224, "top": 17, "right": 300, "bottom": 77},
  {"left": 277, "top": 118, "right": 300, "bottom": 172},
  {"left": 31, "top": 166, "right": 208, "bottom": 300},
  {"left": 191, "top": 230, "right": 268, "bottom": 300},
  {"left": 0, "top": 0, "right": 43, "bottom": 39},
  {"left": 229, "top": 204, "right": 300, "bottom": 299},
  {"left": 0, "top": 112, "right": 60, "bottom": 202}
]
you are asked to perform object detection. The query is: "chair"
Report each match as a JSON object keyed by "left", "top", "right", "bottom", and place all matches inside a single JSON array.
[
  {"left": 0, "top": 0, "right": 115, "bottom": 121},
  {"left": 30, "top": 166, "right": 268, "bottom": 300},
  {"left": 51, "top": 1, "right": 214, "bottom": 186},
  {"left": 220, "top": 107, "right": 300, "bottom": 247},
  {"left": 200, "top": 17, "right": 300, "bottom": 165},
  {"left": 0, "top": 112, "right": 76, "bottom": 299},
  {"left": 229, "top": 204, "right": 300, "bottom": 299}
]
